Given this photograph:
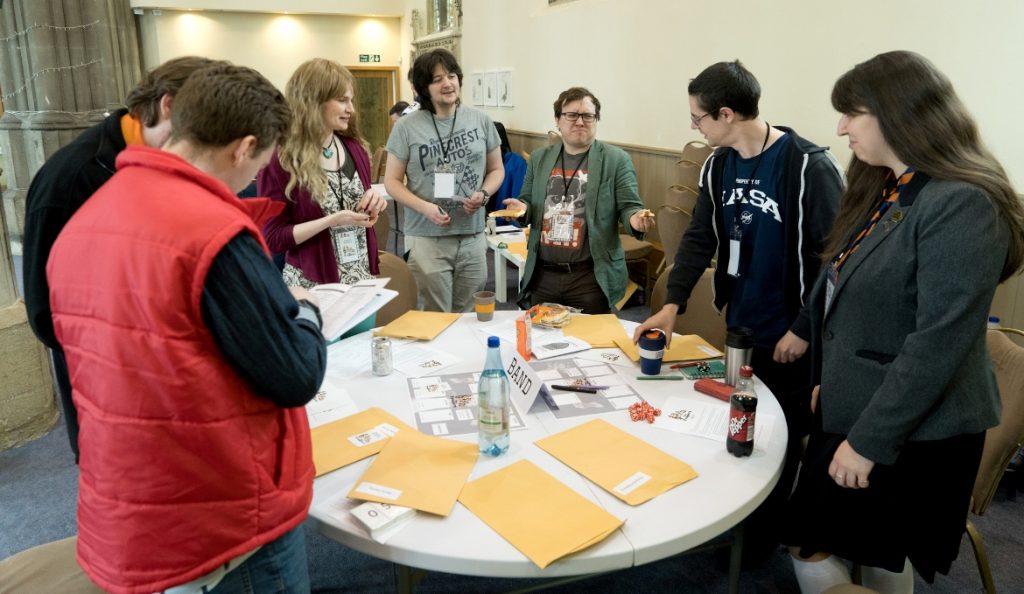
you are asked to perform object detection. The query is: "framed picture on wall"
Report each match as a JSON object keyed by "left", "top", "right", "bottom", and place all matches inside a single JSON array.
[
  {"left": 498, "top": 71, "right": 513, "bottom": 107},
  {"left": 483, "top": 72, "right": 498, "bottom": 107},
  {"left": 472, "top": 73, "right": 484, "bottom": 105}
]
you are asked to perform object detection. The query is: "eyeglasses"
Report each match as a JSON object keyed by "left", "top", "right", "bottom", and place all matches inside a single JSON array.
[
  {"left": 690, "top": 111, "right": 715, "bottom": 126},
  {"left": 561, "top": 112, "right": 598, "bottom": 123}
]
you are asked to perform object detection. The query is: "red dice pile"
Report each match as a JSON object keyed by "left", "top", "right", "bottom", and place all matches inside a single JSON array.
[{"left": 628, "top": 401, "right": 661, "bottom": 423}]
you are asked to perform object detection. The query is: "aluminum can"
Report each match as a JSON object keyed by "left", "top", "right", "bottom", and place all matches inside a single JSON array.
[{"left": 371, "top": 336, "right": 393, "bottom": 376}]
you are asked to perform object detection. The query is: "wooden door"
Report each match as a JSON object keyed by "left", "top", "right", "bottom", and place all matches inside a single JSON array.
[{"left": 349, "top": 67, "right": 398, "bottom": 154}]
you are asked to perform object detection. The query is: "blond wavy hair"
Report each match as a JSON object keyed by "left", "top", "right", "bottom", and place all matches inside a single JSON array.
[{"left": 279, "top": 58, "right": 366, "bottom": 204}]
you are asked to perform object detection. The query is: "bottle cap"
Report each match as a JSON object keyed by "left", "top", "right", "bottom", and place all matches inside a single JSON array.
[
  {"left": 739, "top": 365, "right": 753, "bottom": 378},
  {"left": 488, "top": 336, "right": 500, "bottom": 347}
]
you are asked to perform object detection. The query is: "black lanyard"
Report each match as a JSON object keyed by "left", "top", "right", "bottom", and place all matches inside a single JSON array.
[
  {"left": 430, "top": 107, "right": 458, "bottom": 164},
  {"left": 558, "top": 145, "right": 590, "bottom": 203},
  {"left": 728, "top": 122, "right": 772, "bottom": 235}
]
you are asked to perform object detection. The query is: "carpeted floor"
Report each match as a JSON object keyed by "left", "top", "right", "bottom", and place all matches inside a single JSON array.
[{"left": 4, "top": 245, "right": 1023, "bottom": 593}]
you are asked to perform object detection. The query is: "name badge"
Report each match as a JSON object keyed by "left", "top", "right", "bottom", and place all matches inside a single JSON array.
[
  {"left": 727, "top": 225, "right": 742, "bottom": 277},
  {"left": 549, "top": 212, "right": 574, "bottom": 242},
  {"left": 338, "top": 230, "right": 361, "bottom": 264},
  {"left": 434, "top": 172, "right": 455, "bottom": 199}
]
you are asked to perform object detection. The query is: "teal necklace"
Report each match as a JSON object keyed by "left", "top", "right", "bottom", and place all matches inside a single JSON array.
[{"left": 322, "top": 135, "right": 336, "bottom": 159}]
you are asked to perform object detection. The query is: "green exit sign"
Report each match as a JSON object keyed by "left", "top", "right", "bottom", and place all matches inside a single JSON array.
[{"left": 359, "top": 54, "right": 382, "bottom": 63}]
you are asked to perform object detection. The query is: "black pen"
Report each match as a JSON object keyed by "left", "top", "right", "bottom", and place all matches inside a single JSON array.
[{"left": 552, "top": 385, "right": 599, "bottom": 394}]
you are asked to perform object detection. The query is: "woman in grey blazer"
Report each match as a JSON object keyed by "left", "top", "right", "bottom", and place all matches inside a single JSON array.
[{"left": 783, "top": 51, "right": 1024, "bottom": 593}]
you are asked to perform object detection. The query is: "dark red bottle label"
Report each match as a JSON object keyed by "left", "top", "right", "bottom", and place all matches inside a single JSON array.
[{"left": 728, "top": 407, "right": 755, "bottom": 442}]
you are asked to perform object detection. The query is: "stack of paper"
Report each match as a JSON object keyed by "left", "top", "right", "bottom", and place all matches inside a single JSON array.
[
  {"left": 349, "top": 501, "right": 417, "bottom": 542},
  {"left": 459, "top": 460, "right": 623, "bottom": 568},
  {"left": 311, "top": 278, "right": 397, "bottom": 340},
  {"left": 535, "top": 419, "right": 698, "bottom": 505}
]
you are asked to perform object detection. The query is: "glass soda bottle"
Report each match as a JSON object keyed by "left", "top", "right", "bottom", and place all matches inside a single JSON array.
[
  {"left": 727, "top": 365, "right": 757, "bottom": 457},
  {"left": 478, "top": 336, "right": 510, "bottom": 456}
]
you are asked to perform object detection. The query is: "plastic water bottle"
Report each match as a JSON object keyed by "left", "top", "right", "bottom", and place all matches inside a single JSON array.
[
  {"left": 478, "top": 336, "right": 510, "bottom": 456},
  {"left": 988, "top": 315, "right": 1001, "bottom": 329}
]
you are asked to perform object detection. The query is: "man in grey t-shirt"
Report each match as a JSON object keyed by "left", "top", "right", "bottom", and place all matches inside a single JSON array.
[{"left": 384, "top": 49, "right": 503, "bottom": 312}]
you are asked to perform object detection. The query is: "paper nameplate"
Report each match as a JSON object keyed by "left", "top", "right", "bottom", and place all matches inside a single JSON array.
[
  {"left": 354, "top": 482, "right": 403, "bottom": 501},
  {"left": 347, "top": 423, "right": 400, "bottom": 448},
  {"left": 507, "top": 348, "right": 543, "bottom": 415}
]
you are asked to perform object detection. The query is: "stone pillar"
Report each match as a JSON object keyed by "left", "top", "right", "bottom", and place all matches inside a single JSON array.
[{"left": 0, "top": 0, "right": 142, "bottom": 450}]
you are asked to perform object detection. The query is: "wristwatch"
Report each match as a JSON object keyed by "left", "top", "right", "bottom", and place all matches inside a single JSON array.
[{"left": 479, "top": 189, "right": 491, "bottom": 201}]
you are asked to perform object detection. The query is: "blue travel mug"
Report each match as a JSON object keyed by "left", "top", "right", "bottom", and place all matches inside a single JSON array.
[{"left": 638, "top": 329, "right": 667, "bottom": 375}]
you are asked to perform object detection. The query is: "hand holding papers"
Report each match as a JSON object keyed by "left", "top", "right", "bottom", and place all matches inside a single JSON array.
[
  {"left": 374, "top": 310, "right": 460, "bottom": 341},
  {"left": 348, "top": 428, "right": 478, "bottom": 516},
  {"left": 535, "top": 419, "right": 698, "bottom": 505},
  {"left": 311, "top": 278, "right": 397, "bottom": 341},
  {"left": 458, "top": 460, "right": 623, "bottom": 569}
]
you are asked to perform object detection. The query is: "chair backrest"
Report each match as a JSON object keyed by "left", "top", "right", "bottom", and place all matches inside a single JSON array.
[
  {"left": 546, "top": 130, "right": 561, "bottom": 145},
  {"left": 375, "top": 250, "right": 418, "bottom": 325},
  {"left": 656, "top": 204, "right": 690, "bottom": 266},
  {"left": 972, "top": 328, "right": 1024, "bottom": 514},
  {"left": 675, "top": 141, "right": 713, "bottom": 189},
  {"left": 373, "top": 207, "right": 390, "bottom": 253},
  {"left": 664, "top": 184, "right": 699, "bottom": 213},
  {"left": 370, "top": 147, "right": 387, "bottom": 183},
  {"left": 650, "top": 265, "right": 726, "bottom": 351}
]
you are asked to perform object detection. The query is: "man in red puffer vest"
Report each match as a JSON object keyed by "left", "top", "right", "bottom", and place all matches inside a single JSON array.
[{"left": 47, "top": 63, "right": 327, "bottom": 594}]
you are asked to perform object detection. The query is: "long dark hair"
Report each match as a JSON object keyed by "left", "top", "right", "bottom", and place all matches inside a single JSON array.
[{"left": 827, "top": 50, "right": 1024, "bottom": 281}]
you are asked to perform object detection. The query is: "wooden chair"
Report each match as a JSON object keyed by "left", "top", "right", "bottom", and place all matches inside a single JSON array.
[
  {"left": 649, "top": 265, "right": 726, "bottom": 351},
  {"left": 373, "top": 207, "right": 391, "bottom": 254},
  {"left": 0, "top": 537, "right": 103, "bottom": 593},
  {"left": 664, "top": 183, "right": 700, "bottom": 213},
  {"left": 375, "top": 250, "right": 418, "bottom": 325},
  {"left": 370, "top": 146, "right": 387, "bottom": 184},
  {"left": 619, "top": 233, "right": 654, "bottom": 305},
  {"left": 675, "top": 140, "right": 713, "bottom": 189},
  {"left": 966, "top": 327, "right": 1024, "bottom": 593},
  {"left": 655, "top": 204, "right": 690, "bottom": 270}
]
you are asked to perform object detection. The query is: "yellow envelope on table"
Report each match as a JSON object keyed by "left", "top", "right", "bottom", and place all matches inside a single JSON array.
[
  {"left": 535, "top": 419, "right": 698, "bottom": 505},
  {"left": 507, "top": 240, "right": 528, "bottom": 259},
  {"left": 373, "top": 310, "right": 460, "bottom": 341},
  {"left": 612, "top": 333, "right": 724, "bottom": 363},
  {"left": 458, "top": 460, "right": 623, "bottom": 569},
  {"left": 310, "top": 407, "right": 414, "bottom": 477},
  {"left": 348, "top": 428, "right": 478, "bottom": 516},
  {"left": 562, "top": 314, "right": 631, "bottom": 348}
]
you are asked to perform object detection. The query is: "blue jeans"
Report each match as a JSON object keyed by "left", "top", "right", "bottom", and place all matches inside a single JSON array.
[{"left": 209, "top": 525, "right": 309, "bottom": 594}]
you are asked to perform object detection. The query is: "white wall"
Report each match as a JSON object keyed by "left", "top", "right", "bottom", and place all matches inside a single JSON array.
[
  {"left": 137, "top": 10, "right": 402, "bottom": 93},
  {"left": 460, "top": 0, "right": 1024, "bottom": 187}
]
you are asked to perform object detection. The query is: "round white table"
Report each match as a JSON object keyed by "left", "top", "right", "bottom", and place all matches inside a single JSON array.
[{"left": 308, "top": 312, "right": 786, "bottom": 593}]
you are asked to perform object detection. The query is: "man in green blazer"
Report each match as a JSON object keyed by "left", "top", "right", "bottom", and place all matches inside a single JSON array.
[{"left": 503, "top": 87, "right": 653, "bottom": 313}]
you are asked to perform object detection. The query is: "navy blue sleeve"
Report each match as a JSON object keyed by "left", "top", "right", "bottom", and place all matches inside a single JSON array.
[{"left": 201, "top": 233, "right": 327, "bottom": 408}]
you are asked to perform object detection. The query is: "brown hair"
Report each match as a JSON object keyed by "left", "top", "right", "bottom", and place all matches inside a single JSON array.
[
  {"left": 409, "top": 49, "right": 462, "bottom": 114},
  {"left": 167, "top": 64, "right": 290, "bottom": 153},
  {"left": 828, "top": 50, "right": 1024, "bottom": 281},
  {"left": 552, "top": 87, "right": 601, "bottom": 120},
  {"left": 125, "top": 56, "right": 226, "bottom": 127}
]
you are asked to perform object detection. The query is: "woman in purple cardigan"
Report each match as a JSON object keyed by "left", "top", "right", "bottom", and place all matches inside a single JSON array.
[{"left": 259, "top": 58, "right": 386, "bottom": 334}]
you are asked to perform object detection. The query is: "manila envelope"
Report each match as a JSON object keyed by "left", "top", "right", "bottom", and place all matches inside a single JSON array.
[
  {"left": 507, "top": 240, "right": 528, "bottom": 259},
  {"left": 612, "top": 333, "right": 724, "bottom": 363},
  {"left": 348, "top": 428, "right": 478, "bottom": 516},
  {"left": 458, "top": 460, "right": 623, "bottom": 569},
  {"left": 310, "top": 407, "right": 414, "bottom": 477},
  {"left": 373, "top": 310, "right": 460, "bottom": 341},
  {"left": 562, "top": 314, "right": 631, "bottom": 348},
  {"left": 535, "top": 419, "right": 698, "bottom": 505}
]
